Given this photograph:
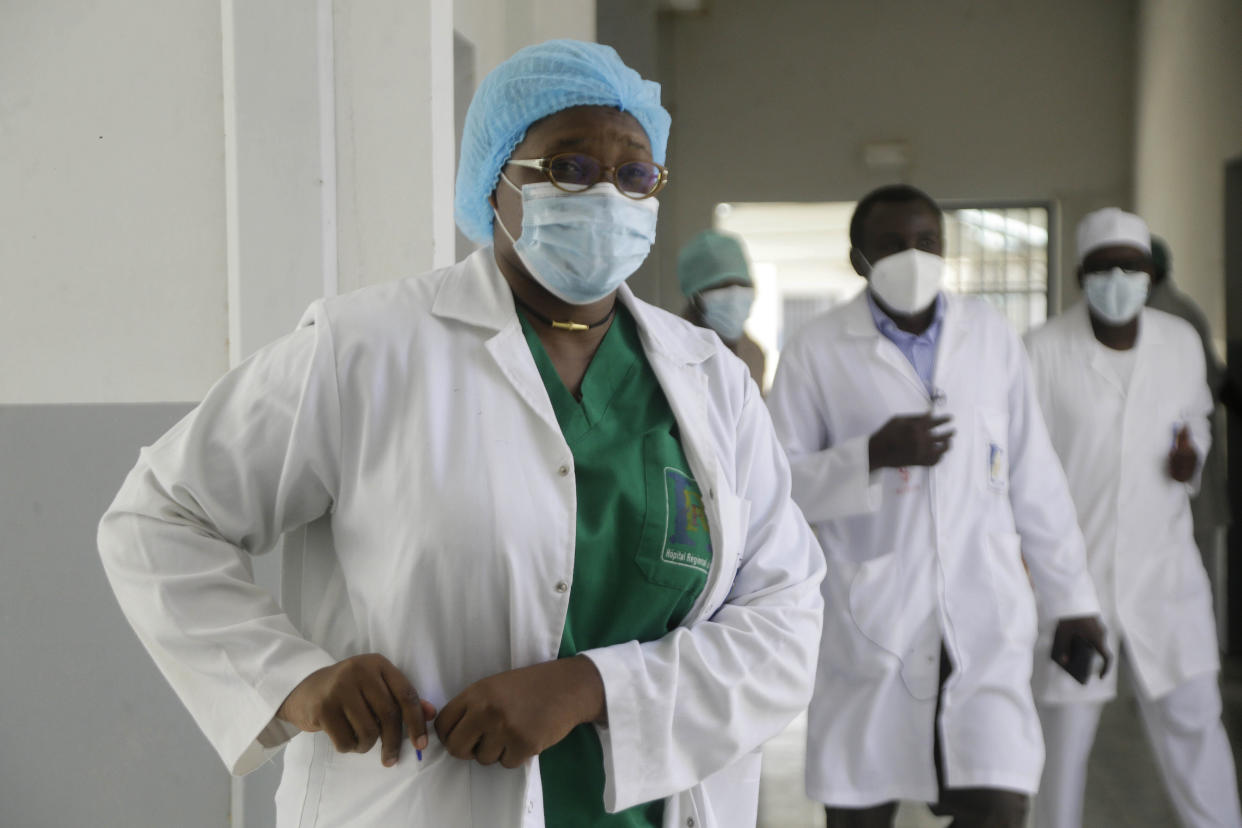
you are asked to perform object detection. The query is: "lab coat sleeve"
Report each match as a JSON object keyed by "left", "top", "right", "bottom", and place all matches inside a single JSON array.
[
  {"left": 1178, "top": 325, "right": 1214, "bottom": 496},
  {"left": 1006, "top": 333, "right": 1101, "bottom": 622},
  {"left": 97, "top": 303, "right": 342, "bottom": 776},
  {"left": 766, "top": 338, "right": 883, "bottom": 521},
  {"left": 584, "top": 373, "right": 827, "bottom": 813}
]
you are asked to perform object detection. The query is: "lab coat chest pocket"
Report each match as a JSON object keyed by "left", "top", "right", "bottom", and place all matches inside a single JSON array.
[{"left": 975, "top": 407, "right": 1009, "bottom": 496}]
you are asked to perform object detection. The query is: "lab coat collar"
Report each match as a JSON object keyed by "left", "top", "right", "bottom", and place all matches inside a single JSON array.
[
  {"left": 1073, "top": 300, "right": 1164, "bottom": 393},
  {"left": 842, "top": 289, "right": 964, "bottom": 339},
  {"left": 431, "top": 246, "right": 518, "bottom": 332},
  {"left": 619, "top": 289, "right": 717, "bottom": 367},
  {"left": 842, "top": 290, "right": 967, "bottom": 397},
  {"left": 842, "top": 290, "right": 881, "bottom": 338},
  {"left": 431, "top": 246, "right": 717, "bottom": 367}
]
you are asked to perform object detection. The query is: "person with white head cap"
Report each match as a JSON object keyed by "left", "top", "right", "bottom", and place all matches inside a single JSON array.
[
  {"left": 97, "top": 39, "right": 824, "bottom": 827},
  {"left": 677, "top": 229, "right": 766, "bottom": 388},
  {"left": 1024, "top": 207, "right": 1241, "bottom": 828},
  {"left": 768, "top": 184, "right": 1108, "bottom": 828}
]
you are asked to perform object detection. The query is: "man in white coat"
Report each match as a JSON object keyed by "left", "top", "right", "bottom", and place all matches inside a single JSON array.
[
  {"left": 1025, "top": 208, "right": 1242, "bottom": 828},
  {"left": 767, "top": 184, "right": 1109, "bottom": 828},
  {"left": 96, "top": 40, "right": 825, "bottom": 828}
]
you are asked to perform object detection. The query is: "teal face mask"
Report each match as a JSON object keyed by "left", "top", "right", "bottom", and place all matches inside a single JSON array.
[{"left": 494, "top": 177, "right": 659, "bottom": 305}]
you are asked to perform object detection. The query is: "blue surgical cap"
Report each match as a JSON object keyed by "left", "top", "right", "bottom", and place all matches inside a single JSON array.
[{"left": 454, "top": 39, "right": 671, "bottom": 245}]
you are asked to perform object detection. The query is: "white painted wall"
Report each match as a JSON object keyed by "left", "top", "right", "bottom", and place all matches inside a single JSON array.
[
  {"left": 650, "top": 0, "right": 1138, "bottom": 312},
  {"left": 1134, "top": 0, "right": 1242, "bottom": 346},
  {"left": 455, "top": 0, "right": 595, "bottom": 84},
  {"left": 334, "top": 1, "right": 457, "bottom": 294},
  {"left": 222, "top": 0, "right": 333, "bottom": 365},
  {"left": 0, "top": 1, "right": 229, "bottom": 404},
  {"left": 0, "top": 0, "right": 595, "bottom": 405}
]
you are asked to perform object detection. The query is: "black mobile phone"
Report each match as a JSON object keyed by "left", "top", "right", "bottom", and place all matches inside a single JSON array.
[{"left": 1059, "top": 634, "right": 1095, "bottom": 685}]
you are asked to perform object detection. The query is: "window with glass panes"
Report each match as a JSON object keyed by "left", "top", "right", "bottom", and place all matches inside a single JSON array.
[{"left": 941, "top": 204, "right": 1051, "bottom": 334}]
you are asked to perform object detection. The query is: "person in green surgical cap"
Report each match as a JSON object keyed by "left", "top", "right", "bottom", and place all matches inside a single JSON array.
[{"left": 678, "top": 230, "right": 767, "bottom": 389}]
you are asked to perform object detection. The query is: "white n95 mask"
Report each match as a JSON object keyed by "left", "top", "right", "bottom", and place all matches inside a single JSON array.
[
  {"left": 698, "top": 285, "right": 755, "bottom": 342},
  {"left": 866, "top": 249, "right": 944, "bottom": 315},
  {"left": 494, "top": 177, "right": 659, "bottom": 305},
  {"left": 1083, "top": 268, "right": 1150, "bottom": 324}
]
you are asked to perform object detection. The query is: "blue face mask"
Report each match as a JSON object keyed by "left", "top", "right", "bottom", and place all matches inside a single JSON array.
[
  {"left": 493, "top": 176, "right": 659, "bottom": 305},
  {"left": 697, "top": 285, "right": 755, "bottom": 341},
  {"left": 1083, "top": 267, "right": 1150, "bottom": 325}
]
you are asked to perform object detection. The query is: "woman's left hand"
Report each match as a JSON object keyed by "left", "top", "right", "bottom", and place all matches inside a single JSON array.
[{"left": 435, "top": 655, "right": 606, "bottom": 768}]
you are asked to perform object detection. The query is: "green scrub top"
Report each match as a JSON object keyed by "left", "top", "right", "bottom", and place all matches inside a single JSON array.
[{"left": 519, "top": 305, "right": 713, "bottom": 828}]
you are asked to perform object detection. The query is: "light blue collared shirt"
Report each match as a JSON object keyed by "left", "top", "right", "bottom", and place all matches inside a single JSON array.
[{"left": 866, "top": 291, "right": 946, "bottom": 394}]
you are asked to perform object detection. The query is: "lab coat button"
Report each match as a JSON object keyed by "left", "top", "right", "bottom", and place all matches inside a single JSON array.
[
  {"left": 555, "top": 580, "right": 569, "bottom": 593},
  {"left": 557, "top": 464, "right": 570, "bottom": 477},
  {"left": 687, "top": 819, "right": 696, "bottom": 827},
  {"left": 526, "top": 800, "right": 534, "bottom": 814}
]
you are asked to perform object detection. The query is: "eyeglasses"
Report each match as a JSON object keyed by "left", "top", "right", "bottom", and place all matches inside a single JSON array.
[{"left": 506, "top": 152, "right": 669, "bottom": 199}]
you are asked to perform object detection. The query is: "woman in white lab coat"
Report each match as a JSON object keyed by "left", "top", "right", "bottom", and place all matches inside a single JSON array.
[{"left": 97, "top": 40, "right": 824, "bottom": 828}]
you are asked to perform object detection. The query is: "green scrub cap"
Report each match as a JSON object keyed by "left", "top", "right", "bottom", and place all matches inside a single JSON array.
[{"left": 677, "top": 230, "right": 752, "bottom": 298}]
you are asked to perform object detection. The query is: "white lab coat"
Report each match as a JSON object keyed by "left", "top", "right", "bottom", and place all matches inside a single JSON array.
[
  {"left": 1025, "top": 302, "right": 1217, "bottom": 704},
  {"left": 766, "top": 291, "right": 1100, "bottom": 806},
  {"left": 97, "top": 247, "right": 826, "bottom": 828}
]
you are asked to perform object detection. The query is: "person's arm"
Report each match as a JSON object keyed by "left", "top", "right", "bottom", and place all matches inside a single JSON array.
[
  {"left": 584, "top": 370, "right": 827, "bottom": 812},
  {"left": 97, "top": 303, "right": 409, "bottom": 774},
  {"left": 1170, "top": 326, "right": 1214, "bottom": 493},
  {"left": 766, "top": 340, "right": 882, "bottom": 521}
]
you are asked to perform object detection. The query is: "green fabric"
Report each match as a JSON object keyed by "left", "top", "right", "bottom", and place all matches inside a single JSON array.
[
  {"left": 677, "top": 229, "right": 752, "bottom": 298},
  {"left": 519, "top": 306, "right": 713, "bottom": 828}
]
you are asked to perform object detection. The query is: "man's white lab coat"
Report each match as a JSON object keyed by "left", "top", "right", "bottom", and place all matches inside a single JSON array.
[
  {"left": 97, "top": 247, "right": 826, "bottom": 828},
  {"left": 767, "top": 291, "right": 1099, "bottom": 806},
  {"left": 1025, "top": 302, "right": 1217, "bottom": 704}
]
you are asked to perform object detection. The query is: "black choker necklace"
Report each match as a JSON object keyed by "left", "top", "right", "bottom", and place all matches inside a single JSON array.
[{"left": 512, "top": 294, "right": 617, "bottom": 332}]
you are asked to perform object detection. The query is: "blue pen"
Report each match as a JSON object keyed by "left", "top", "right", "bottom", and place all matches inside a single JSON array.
[{"left": 417, "top": 748, "right": 423, "bottom": 761}]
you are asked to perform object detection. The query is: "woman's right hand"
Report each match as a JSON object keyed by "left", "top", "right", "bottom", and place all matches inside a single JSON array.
[{"left": 277, "top": 653, "right": 436, "bottom": 767}]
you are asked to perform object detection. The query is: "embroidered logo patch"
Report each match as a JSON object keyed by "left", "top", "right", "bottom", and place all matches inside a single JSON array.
[
  {"left": 662, "top": 467, "right": 712, "bottom": 573},
  {"left": 988, "top": 443, "right": 1007, "bottom": 491}
]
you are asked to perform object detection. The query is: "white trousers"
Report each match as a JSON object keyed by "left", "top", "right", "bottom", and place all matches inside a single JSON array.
[{"left": 1034, "top": 671, "right": 1242, "bottom": 828}]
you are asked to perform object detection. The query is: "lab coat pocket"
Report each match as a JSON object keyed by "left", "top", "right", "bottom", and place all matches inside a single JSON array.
[
  {"left": 694, "top": 749, "right": 763, "bottom": 828},
  {"left": 984, "top": 532, "right": 1036, "bottom": 646},
  {"left": 308, "top": 730, "right": 472, "bottom": 827},
  {"left": 975, "top": 407, "right": 1010, "bottom": 495},
  {"left": 847, "top": 551, "right": 905, "bottom": 659}
]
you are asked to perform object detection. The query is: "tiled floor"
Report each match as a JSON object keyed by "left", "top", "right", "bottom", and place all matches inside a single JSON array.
[{"left": 757, "top": 658, "right": 1242, "bottom": 827}]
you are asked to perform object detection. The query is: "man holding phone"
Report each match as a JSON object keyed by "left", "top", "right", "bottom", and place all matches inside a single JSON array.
[
  {"left": 1024, "top": 208, "right": 1241, "bottom": 828},
  {"left": 769, "top": 185, "right": 1110, "bottom": 827}
]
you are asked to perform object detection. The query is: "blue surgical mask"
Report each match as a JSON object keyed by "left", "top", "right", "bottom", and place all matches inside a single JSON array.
[
  {"left": 697, "top": 285, "right": 755, "bottom": 341},
  {"left": 493, "top": 176, "right": 658, "bottom": 305},
  {"left": 1083, "top": 268, "right": 1150, "bottom": 324}
]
